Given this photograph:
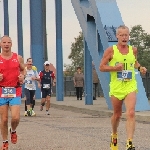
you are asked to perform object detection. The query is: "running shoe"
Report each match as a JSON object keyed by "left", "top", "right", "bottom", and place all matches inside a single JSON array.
[
  {"left": 30, "top": 108, "right": 32, "bottom": 116},
  {"left": 46, "top": 111, "right": 50, "bottom": 115},
  {"left": 31, "top": 110, "right": 36, "bottom": 116},
  {"left": 24, "top": 111, "right": 28, "bottom": 116},
  {"left": 110, "top": 133, "right": 118, "bottom": 150},
  {"left": 126, "top": 140, "right": 135, "bottom": 150},
  {"left": 27, "top": 110, "right": 31, "bottom": 116},
  {"left": 9, "top": 128, "right": 17, "bottom": 144},
  {"left": 1, "top": 142, "right": 8, "bottom": 150}
]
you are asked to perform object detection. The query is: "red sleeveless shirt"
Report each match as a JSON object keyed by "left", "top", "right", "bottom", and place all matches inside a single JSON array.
[{"left": 0, "top": 53, "right": 22, "bottom": 97}]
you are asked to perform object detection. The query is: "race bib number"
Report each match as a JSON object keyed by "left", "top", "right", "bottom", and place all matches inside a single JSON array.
[
  {"left": 25, "top": 80, "right": 33, "bottom": 88},
  {"left": 43, "top": 84, "right": 50, "bottom": 89},
  {"left": 117, "top": 70, "right": 132, "bottom": 81},
  {"left": 1, "top": 87, "right": 16, "bottom": 97}
]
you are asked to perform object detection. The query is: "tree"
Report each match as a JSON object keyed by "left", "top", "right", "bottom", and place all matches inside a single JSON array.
[
  {"left": 130, "top": 25, "right": 150, "bottom": 71},
  {"left": 64, "top": 32, "right": 84, "bottom": 76}
]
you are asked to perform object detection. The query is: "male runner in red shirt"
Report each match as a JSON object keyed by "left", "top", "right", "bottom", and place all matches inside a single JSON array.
[{"left": 0, "top": 35, "right": 24, "bottom": 150}]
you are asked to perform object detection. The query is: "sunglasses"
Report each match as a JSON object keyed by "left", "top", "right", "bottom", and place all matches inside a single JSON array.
[
  {"left": 45, "top": 64, "right": 49, "bottom": 66},
  {"left": 28, "top": 64, "right": 32, "bottom": 65}
]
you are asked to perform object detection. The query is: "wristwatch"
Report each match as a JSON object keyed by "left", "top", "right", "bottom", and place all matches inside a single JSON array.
[{"left": 138, "top": 66, "right": 141, "bottom": 71}]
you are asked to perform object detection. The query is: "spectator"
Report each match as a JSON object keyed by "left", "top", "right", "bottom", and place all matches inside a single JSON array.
[
  {"left": 92, "top": 64, "right": 99, "bottom": 100},
  {"left": 73, "top": 67, "right": 84, "bottom": 100}
]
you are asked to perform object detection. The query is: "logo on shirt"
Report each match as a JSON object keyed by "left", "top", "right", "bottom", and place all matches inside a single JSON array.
[
  {"left": 130, "top": 63, "right": 133, "bottom": 67},
  {"left": 0, "top": 60, "right": 3, "bottom": 63},
  {"left": 12, "top": 59, "right": 18, "bottom": 62}
]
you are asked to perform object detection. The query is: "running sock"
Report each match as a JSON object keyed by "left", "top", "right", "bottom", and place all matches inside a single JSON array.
[
  {"left": 112, "top": 133, "right": 117, "bottom": 138},
  {"left": 127, "top": 139, "right": 132, "bottom": 142},
  {"left": 11, "top": 130, "right": 16, "bottom": 133}
]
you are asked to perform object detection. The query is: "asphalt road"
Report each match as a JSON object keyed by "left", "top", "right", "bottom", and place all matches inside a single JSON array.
[{"left": 1, "top": 104, "right": 150, "bottom": 150}]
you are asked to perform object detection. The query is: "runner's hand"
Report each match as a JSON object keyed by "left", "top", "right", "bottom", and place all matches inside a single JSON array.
[
  {"left": 18, "top": 74, "right": 24, "bottom": 84},
  {"left": 32, "top": 77, "right": 37, "bottom": 80},
  {"left": 18, "top": 55, "right": 24, "bottom": 71},
  {"left": 140, "top": 67, "right": 147, "bottom": 75},
  {"left": 0, "top": 74, "right": 3, "bottom": 81},
  {"left": 114, "top": 63, "right": 124, "bottom": 71}
]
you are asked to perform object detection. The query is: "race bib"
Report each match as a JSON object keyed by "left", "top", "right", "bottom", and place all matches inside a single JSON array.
[
  {"left": 25, "top": 80, "right": 33, "bottom": 88},
  {"left": 1, "top": 87, "right": 16, "bottom": 97},
  {"left": 43, "top": 84, "right": 50, "bottom": 89},
  {"left": 117, "top": 70, "right": 132, "bottom": 81}
]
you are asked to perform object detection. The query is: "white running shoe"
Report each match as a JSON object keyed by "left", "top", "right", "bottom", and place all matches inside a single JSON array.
[
  {"left": 31, "top": 110, "right": 36, "bottom": 116},
  {"left": 24, "top": 111, "right": 28, "bottom": 116},
  {"left": 46, "top": 111, "right": 50, "bottom": 115}
]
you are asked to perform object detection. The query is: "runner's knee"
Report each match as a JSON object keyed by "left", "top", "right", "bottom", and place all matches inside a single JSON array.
[
  {"left": 126, "top": 109, "right": 135, "bottom": 118},
  {"left": 1, "top": 117, "right": 8, "bottom": 125},
  {"left": 113, "top": 112, "right": 122, "bottom": 121}
]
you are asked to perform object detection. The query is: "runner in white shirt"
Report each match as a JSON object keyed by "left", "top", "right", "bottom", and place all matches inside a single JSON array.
[{"left": 24, "top": 61, "right": 40, "bottom": 116}]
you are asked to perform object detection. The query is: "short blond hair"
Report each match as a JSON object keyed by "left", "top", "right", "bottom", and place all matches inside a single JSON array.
[{"left": 116, "top": 25, "right": 129, "bottom": 35}]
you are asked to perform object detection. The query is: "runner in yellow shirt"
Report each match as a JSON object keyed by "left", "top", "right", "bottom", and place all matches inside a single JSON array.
[{"left": 99, "top": 25, "right": 147, "bottom": 150}]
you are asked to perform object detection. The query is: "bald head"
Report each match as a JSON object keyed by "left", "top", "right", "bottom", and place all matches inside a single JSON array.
[
  {"left": 0, "top": 35, "right": 12, "bottom": 52},
  {"left": 0, "top": 35, "right": 12, "bottom": 42}
]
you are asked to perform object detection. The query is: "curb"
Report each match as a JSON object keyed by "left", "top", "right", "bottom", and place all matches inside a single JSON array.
[
  {"left": 51, "top": 103, "right": 113, "bottom": 117},
  {"left": 22, "top": 99, "right": 150, "bottom": 123},
  {"left": 50, "top": 103, "right": 150, "bottom": 123}
]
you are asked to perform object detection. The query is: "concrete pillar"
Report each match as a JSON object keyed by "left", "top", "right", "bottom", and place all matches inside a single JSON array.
[
  {"left": 55, "top": 0, "right": 64, "bottom": 101},
  {"left": 3, "top": 0, "right": 9, "bottom": 35},
  {"left": 17, "top": 0, "right": 23, "bottom": 57},
  {"left": 30, "top": 0, "right": 44, "bottom": 99}
]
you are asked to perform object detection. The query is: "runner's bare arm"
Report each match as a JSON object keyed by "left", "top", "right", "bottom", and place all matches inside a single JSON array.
[
  {"left": 37, "top": 80, "right": 41, "bottom": 88},
  {"left": 133, "top": 47, "right": 140, "bottom": 69},
  {"left": 99, "top": 47, "right": 123, "bottom": 72},
  {"left": 133, "top": 47, "right": 147, "bottom": 74},
  {"left": 24, "top": 69, "right": 27, "bottom": 76},
  {"left": 18, "top": 55, "right": 25, "bottom": 72}
]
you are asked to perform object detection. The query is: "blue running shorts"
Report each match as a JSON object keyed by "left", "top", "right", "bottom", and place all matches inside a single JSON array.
[{"left": 0, "top": 97, "right": 21, "bottom": 106}]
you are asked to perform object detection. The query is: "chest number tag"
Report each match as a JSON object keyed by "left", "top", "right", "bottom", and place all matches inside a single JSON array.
[
  {"left": 1, "top": 87, "right": 16, "bottom": 97},
  {"left": 25, "top": 80, "right": 33, "bottom": 88},
  {"left": 43, "top": 84, "right": 50, "bottom": 89},
  {"left": 117, "top": 70, "right": 132, "bottom": 81}
]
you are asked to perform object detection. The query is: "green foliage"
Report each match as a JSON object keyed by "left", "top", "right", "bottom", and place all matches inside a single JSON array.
[
  {"left": 64, "top": 32, "right": 84, "bottom": 76},
  {"left": 130, "top": 25, "right": 150, "bottom": 71}
]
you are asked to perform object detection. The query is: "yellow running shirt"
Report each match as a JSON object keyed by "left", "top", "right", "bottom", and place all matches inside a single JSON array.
[{"left": 109, "top": 45, "right": 137, "bottom": 100}]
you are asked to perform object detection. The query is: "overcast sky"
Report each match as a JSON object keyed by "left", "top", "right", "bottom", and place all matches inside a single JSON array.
[{"left": 0, "top": 0, "right": 150, "bottom": 67}]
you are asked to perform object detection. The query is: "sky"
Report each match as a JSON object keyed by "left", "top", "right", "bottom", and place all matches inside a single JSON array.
[{"left": 0, "top": 0, "right": 150, "bottom": 68}]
